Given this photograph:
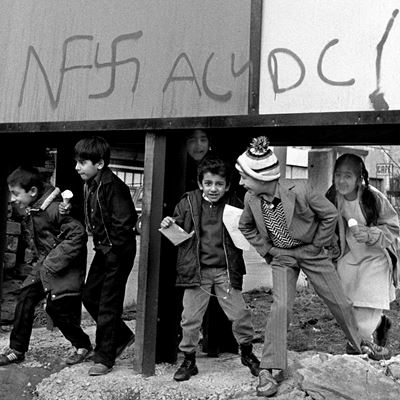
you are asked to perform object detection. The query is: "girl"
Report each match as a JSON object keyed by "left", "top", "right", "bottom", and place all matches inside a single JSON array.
[{"left": 327, "top": 153, "right": 399, "bottom": 352}]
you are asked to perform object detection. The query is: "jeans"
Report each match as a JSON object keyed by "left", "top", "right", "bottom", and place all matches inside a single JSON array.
[
  {"left": 10, "top": 282, "right": 91, "bottom": 353},
  {"left": 83, "top": 241, "right": 136, "bottom": 368},
  {"left": 179, "top": 267, "right": 254, "bottom": 354}
]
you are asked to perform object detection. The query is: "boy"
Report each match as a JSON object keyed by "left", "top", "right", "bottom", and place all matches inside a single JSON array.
[
  {"left": 0, "top": 166, "right": 91, "bottom": 366},
  {"left": 236, "top": 136, "right": 391, "bottom": 397},
  {"left": 73, "top": 136, "right": 137, "bottom": 376},
  {"left": 160, "top": 157, "right": 260, "bottom": 382}
]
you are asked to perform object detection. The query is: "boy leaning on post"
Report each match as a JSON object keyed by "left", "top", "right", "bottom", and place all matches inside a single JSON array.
[
  {"left": 160, "top": 156, "right": 260, "bottom": 382},
  {"left": 236, "top": 136, "right": 391, "bottom": 397},
  {"left": 0, "top": 166, "right": 92, "bottom": 367}
]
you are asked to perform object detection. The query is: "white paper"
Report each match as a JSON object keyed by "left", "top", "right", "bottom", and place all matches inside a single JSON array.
[{"left": 223, "top": 205, "right": 250, "bottom": 251}]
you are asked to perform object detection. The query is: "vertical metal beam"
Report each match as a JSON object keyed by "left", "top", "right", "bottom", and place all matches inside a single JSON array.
[
  {"left": 248, "top": 0, "right": 263, "bottom": 115},
  {"left": 134, "top": 132, "right": 166, "bottom": 376}
]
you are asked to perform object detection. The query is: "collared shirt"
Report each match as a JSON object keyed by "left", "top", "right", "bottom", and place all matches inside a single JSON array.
[
  {"left": 261, "top": 186, "right": 303, "bottom": 249},
  {"left": 84, "top": 171, "right": 102, "bottom": 235}
]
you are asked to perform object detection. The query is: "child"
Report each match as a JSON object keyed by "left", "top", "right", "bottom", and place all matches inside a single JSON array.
[
  {"left": 0, "top": 166, "right": 92, "bottom": 366},
  {"left": 236, "top": 137, "right": 390, "bottom": 397},
  {"left": 73, "top": 136, "right": 137, "bottom": 376},
  {"left": 326, "top": 153, "right": 399, "bottom": 350},
  {"left": 160, "top": 157, "right": 260, "bottom": 381}
]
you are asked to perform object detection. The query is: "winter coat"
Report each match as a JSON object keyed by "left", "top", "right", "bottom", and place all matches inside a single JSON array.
[
  {"left": 239, "top": 180, "right": 338, "bottom": 263},
  {"left": 85, "top": 167, "right": 137, "bottom": 255},
  {"left": 331, "top": 185, "right": 400, "bottom": 288},
  {"left": 22, "top": 184, "right": 87, "bottom": 300},
  {"left": 172, "top": 189, "right": 246, "bottom": 290}
]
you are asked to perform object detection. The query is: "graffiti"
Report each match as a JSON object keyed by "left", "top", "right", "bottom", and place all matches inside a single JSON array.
[
  {"left": 267, "top": 8, "right": 399, "bottom": 111},
  {"left": 163, "top": 52, "right": 250, "bottom": 103},
  {"left": 369, "top": 9, "right": 399, "bottom": 111},
  {"left": 18, "top": 31, "right": 249, "bottom": 110}
]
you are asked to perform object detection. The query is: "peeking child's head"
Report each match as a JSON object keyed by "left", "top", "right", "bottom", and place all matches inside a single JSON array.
[
  {"left": 74, "top": 136, "right": 110, "bottom": 181},
  {"left": 197, "top": 157, "right": 231, "bottom": 203},
  {"left": 7, "top": 166, "right": 44, "bottom": 209}
]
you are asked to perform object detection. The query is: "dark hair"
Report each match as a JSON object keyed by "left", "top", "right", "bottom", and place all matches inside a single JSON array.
[
  {"left": 197, "top": 157, "right": 231, "bottom": 185},
  {"left": 74, "top": 136, "right": 111, "bottom": 166},
  {"left": 7, "top": 166, "right": 44, "bottom": 193},
  {"left": 326, "top": 153, "right": 379, "bottom": 225}
]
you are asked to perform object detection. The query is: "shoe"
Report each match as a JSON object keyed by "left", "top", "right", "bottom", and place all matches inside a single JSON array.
[
  {"left": 0, "top": 348, "right": 25, "bottom": 366},
  {"left": 88, "top": 363, "right": 112, "bottom": 376},
  {"left": 374, "top": 315, "right": 392, "bottom": 347},
  {"left": 65, "top": 346, "right": 93, "bottom": 365},
  {"left": 240, "top": 344, "right": 260, "bottom": 377},
  {"left": 173, "top": 352, "right": 198, "bottom": 381},
  {"left": 361, "top": 340, "right": 391, "bottom": 361},
  {"left": 257, "top": 369, "right": 279, "bottom": 397},
  {"left": 116, "top": 334, "right": 135, "bottom": 359},
  {"left": 345, "top": 341, "right": 360, "bottom": 355}
]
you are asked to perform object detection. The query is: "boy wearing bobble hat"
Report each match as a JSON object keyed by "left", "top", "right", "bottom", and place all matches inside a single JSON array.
[{"left": 236, "top": 137, "right": 391, "bottom": 397}]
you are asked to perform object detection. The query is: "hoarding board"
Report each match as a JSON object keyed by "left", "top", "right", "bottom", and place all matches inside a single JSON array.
[
  {"left": 260, "top": 1, "right": 400, "bottom": 114},
  {"left": 0, "top": 0, "right": 251, "bottom": 123}
]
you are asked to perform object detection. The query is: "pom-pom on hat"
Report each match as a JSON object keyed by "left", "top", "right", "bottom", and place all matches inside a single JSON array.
[{"left": 236, "top": 136, "right": 280, "bottom": 181}]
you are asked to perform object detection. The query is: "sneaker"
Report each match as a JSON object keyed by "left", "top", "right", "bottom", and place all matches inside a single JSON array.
[
  {"left": 257, "top": 369, "right": 279, "bottom": 397},
  {"left": 241, "top": 351, "right": 261, "bottom": 377},
  {"left": 374, "top": 315, "right": 392, "bottom": 347},
  {"left": 361, "top": 340, "right": 391, "bottom": 361},
  {"left": 173, "top": 353, "right": 198, "bottom": 381},
  {"left": 88, "top": 363, "right": 112, "bottom": 376},
  {"left": 0, "top": 348, "right": 25, "bottom": 366},
  {"left": 65, "top": 346, "right": 93, "bottom": 365},
  {"left": 116, "top": 334, "right": 135, "bottom": 359}
]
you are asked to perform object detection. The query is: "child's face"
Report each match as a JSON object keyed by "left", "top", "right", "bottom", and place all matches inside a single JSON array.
[
  {"left": 334, "top": 164, "right": 359, "bottom": 199},
  {"left": 75, "top": 159, "right": 103, "bottom": 181},
  {"left": 8, "top": 184, "right": 36, "bottom": 209},
  {"left": 239, "top": 171, "right": 276, "bottom": 196},
  {"left": 186, "top": 130, "right": 209, "bottom": 161},
  {"left": 198, "top": 172, "right": 229, "bottom": 203}
]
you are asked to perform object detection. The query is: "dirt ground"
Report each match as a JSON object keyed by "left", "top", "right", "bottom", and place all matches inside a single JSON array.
[{"left": 1, "top": 286, "right": 399, "bottom": 400}]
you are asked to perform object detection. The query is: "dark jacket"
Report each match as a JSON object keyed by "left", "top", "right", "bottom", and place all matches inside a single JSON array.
[
  {"left": 85, "top": 167, "right": 137, "bottom": 254},
  {"left": 172, "top": 189, "right": 246, "bottom": 290},
  {"left": 22, "top": 184, "right": 88, "bottom": 300}
]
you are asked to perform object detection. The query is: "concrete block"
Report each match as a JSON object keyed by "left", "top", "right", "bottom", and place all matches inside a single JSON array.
[
  {"left": 6, "top": 235, "right": 19, "bottom": 252},
  {"left": 6, "top": 221, "right": 21, "bottom": 235},
  {"left": 3, "top": 252, "right": 16, "bottom": 269}
]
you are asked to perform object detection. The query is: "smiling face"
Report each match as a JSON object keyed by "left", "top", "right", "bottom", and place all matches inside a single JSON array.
[
  {"left": 333, "top": 163, "right": 360, "bottom": 200},
  {"left": 8, "top": 184, "right": 36, "bottom": 209},
  {"left": 238, "top": 171, "right": 277, "bottom": 197},
  {"left": 198, "top": 172, "right": 229, "bottom": 203},
  {"left": 75, "top": 159, "right": 103, "bottom": 181},
  {"left": 186, "top": 130, "right": 210, "bottom": 162}
]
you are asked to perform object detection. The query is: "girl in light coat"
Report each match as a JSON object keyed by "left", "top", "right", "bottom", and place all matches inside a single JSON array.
[{"left": 326, "top": 153, "right": 399, "bottom": 350}]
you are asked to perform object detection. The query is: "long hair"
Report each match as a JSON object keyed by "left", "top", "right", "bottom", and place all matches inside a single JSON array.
[{"left": 326, "top": 153, "right": 380, "bottom": 226}]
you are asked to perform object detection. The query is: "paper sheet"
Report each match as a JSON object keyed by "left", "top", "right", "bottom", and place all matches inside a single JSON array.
[
  {"left": 159, "top": 222, "right": 194, "bottom": 246},
  {"left": 223, "top": 205, "right": 250, "bottom": 251}
]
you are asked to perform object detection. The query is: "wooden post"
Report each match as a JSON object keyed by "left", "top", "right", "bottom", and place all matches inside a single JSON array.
[
  {"left": 134, "top": 132, "right": 166, "bottom": 376},
  {"left": 0, "top": 147, "right": 9, "bottom": 321}
]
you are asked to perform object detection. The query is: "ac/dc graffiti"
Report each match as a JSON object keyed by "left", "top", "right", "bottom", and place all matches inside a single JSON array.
[
  {"left": 17, "top": 31, "right": 250, "bottom": 110},
  {"left": 267, "top": 9, "right": 399, "bottom": 111}
]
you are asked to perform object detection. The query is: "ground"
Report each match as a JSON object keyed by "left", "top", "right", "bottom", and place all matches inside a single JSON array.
[{"left": 0, "top": 286, "right": 399, "bottom": 399}]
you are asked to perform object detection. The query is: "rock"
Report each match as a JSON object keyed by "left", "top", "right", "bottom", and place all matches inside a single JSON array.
[{"left": 295, "top": 353, "right": 400, "bottom": 399}]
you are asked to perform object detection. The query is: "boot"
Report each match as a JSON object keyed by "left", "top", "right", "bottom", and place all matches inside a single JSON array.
[
  {"left": 240, "top": 343, "right": 260, "bottom": 377},
  {"left": 173, "top": 352, "right": 198, "bottom": 381}
]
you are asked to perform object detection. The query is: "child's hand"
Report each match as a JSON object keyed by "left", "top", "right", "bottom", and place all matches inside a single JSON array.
[
  {"left": 353, "top": 226, "right": 369, "bottom": 243},
  {"left": 59, "top": 202, "right": 71, "bottom": 215},
  {"left": 160, "top": 216, "right": 175, "bottom": 229}
]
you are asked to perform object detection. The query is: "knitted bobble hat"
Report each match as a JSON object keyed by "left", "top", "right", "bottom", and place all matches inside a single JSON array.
[{"left": 236, "top": 136, "right": 280, "bottom": 181}]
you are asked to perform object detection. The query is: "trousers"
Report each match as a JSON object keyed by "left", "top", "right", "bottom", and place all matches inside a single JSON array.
[
  {"left": 179, "top": 267, "right": 254, "bottom": 354},
  {"left": 10, "top": 282, "right": 91, "bottom": 353},
  {"left": 261, "top": 248, "right": 362, "bottom": 370},
  {"left": 83, "top": 241, "right": 136, "bottom": 368}
]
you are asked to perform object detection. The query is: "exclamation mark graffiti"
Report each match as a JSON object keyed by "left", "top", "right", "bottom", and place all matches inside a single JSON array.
[{"left": 369, "top": 9, "right": 399, "bottom": 111}]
